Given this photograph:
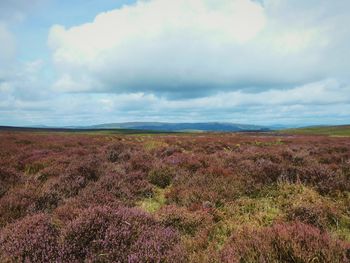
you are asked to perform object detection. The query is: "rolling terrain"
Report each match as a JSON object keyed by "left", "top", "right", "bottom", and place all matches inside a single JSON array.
[
  {"left": 0, "top": 130, "right": 349, "bottom": 262},
  {"left": 283, "top": 125, "right": 350, "bottom": 137},
  {"left": 72, "top": 122, "right": 271, "bottom": 132}
]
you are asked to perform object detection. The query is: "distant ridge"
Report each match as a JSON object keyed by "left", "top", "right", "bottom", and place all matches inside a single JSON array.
[{"left": 75, "top": 122, "right": 270, "bottom": 132}]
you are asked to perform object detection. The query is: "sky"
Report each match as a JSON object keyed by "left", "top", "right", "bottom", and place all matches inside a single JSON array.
[{"left": 0, "top": 0, "right": 349, "bottom": 127}]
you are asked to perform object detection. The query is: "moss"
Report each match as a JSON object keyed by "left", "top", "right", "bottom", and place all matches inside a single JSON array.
[
  {"left": 254, "top": 183, "right": 350, "bottom": 240},
  {"left": 333, "top": 215, "right": 350, "bottom": 242},
  {"left": 143, "top": 140, "right": 168, "bottom": 151},
  {"left": 137, "top": 187, "right": 168, "bottom": 213},
  {"left": 222, "top": 197, "right": 281, "bottom": 228},
  {"left": 188, "top": 196, "right": 282, "bottom": 257},
  {"left": 208, "top": 220, "right": 234, "bottom": 249},
  {"left": 198, "top": 183, "right": 349, "bottom": 259},
  {"left": 25, "top": 163, "right": 45, "bottom": 175},
  {"left": 251, "top": 139, "right": 284, "bottom": 147}
]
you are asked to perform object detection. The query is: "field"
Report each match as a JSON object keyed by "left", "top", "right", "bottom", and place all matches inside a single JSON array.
[
  {"left": 283, "top": 125, "right": 350, "bottom": 137},
  {"left": 0, "top": 131, "right": 350, "bottom": 262}
]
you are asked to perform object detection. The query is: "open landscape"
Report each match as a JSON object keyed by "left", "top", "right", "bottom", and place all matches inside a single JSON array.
[
  {"left": 1, "top": 0, "right": 350, "bottom": 262},
  {"left": 282, "top": 126, "right": 350, "bottom": 137},
  {"left": 0, "top": 128, "right": 349, "bottom": 262}
]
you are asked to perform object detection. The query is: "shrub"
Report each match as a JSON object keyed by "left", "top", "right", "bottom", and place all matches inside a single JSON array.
[
  {"left": 159, "top": 146, "right": 182, "bottom": 158},
  {"left": 59, "top": 205, "right": 185, "bottom": 262},
  {"left": 91, "top": 171, "right": 153, "bottom": 205},
  {"left": 0, "top": 184, "right": 40, "bottom": 227},
  {"left": 127, "top": 152, "right": 155, "bottom": 173},
  {"left": 167, "top": 166, "right": 244, "bottom": 208},
  {"left": 0, "top": 214, "right": 60, "bottom": 263},
  {"left": 287, "top": 204, "right": 339, "bottom": 230},
  {"left": 236, "top": 159, "right": 283, "bottom": 191},
  {"left": 46, "top": 156, "right": 102, "bottom": 198},
  {"left": 148, "top": 166, "right": 174, "bottom": 188},
  {"left": 0, "top": 168, "right": 20, "bottom": 198},
  {"left": 157, "top": 205, "right": 213, "bottom": 236},
  {"left": 1, "top": 132, "right": 350, "bottom": 262},
  {"left": 34, "top": 191, "right": 61, "bottom": 212},
  {"left": 128, "top": 227, "right": 186, "bottom": 263},
  {"left": 296, "top": 164, "right": 350, "bottom": 195},
  {"left": 221, "top": 222, "right": 350, "bottom": 263},
  {"left": 106, "top": 142, "right": 130, "bottom": 163}
]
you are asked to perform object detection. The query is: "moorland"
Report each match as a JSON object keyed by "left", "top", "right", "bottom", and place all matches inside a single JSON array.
[{"left": 0, "top": 129, "right": 349, "bottom": 262}]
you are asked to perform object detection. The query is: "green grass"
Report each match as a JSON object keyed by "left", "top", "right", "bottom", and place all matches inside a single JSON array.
[
  {"left": 0, "top": 126, "right": 181, "bottom": 136},
  {"left": 250, "top": 139, "right": 284, "bottom": 146},
  {"left": 282, "top": 125, "right": 350, "bottom": 136},
  {"left": 201, "top": 182, "right": 350, "bottom": 255},
  {"left": 137, "top": 187, "right": 168, "bottom": 213}
]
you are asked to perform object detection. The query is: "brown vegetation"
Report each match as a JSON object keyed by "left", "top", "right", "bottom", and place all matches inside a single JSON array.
[{"left": 0, "top": 131, "right": 349, "bottom": 262}]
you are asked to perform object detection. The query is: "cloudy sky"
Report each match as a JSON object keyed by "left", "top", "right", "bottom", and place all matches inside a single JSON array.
[{"left": 0, "top": 0, "right": 349, "bottom": 127}]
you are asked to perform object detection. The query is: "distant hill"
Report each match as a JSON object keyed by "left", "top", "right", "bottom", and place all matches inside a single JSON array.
[
  {"left": 282, "top": 125, "right": 350, "bottom": 136},
  {"left": 0, "top": 126, "right": 167, "bottom": 134},
  {"left": 5, "top": 123, "right": 350, "bottom": 134},
  {"left": 0, "top": 122, "right": 270, "bottom": 133},
  {"left": 79, "top": 122, "right": 270, "bottom": 132}
]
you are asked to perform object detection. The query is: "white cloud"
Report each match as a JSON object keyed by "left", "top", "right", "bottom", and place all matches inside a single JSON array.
[
  {"left": 47, "top": 0, "right": 350, "bottom": 98},
  {"left": 46, "top": 0, "right": 273, "bottom": 96},
  {"left": 49, "top": 0, "right": 266, "bottom": 62}
]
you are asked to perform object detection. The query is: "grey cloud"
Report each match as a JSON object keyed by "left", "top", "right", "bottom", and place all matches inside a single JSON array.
[
  {"left": 2, "top": 78, "right": 349, "bottom": 126},
  {"left": 0, "top": 0, "right": 47, "bottom": 20},
  {"left": 0, "top": 23, "right": 16, "bottom": 73}
]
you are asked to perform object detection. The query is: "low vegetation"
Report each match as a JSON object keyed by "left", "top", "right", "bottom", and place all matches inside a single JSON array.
[
  {"left": 0, "top": 131, "right": 350, "bottom": 262},
  {"left": 283, "top": 125, "right": 350, "bottom": 137}
]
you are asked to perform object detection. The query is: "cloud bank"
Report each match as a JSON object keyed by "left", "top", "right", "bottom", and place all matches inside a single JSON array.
[
  {"left": 1, "top": 0, "right": 350, "bottom": 126},
  {"left": 48, "top": 0, "right": 349, "bottom": 99}
]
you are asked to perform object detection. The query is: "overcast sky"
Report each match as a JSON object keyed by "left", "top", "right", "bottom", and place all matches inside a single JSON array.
[{"left": 0, "top": 0, "right": 349, "bottom": 126}]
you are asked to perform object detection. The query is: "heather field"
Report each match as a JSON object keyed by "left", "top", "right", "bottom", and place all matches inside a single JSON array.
[
  {"left": 282, "top": 126, "right": 350, "bottom": 137},
  {"left": 0, "top": 131, "right": 350, "bottom": 263}
]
